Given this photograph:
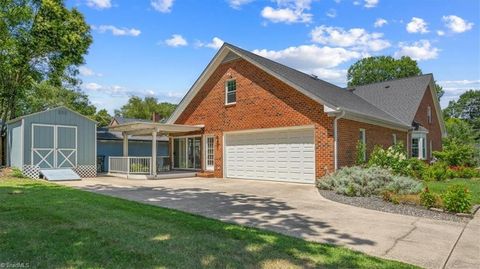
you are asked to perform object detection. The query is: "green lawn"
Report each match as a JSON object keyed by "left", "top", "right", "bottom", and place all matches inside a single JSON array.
[
  {"left": 426, "top": 178, "right": 480, "bottom": 204},
  {"left": 0, "top": 178, "right": 417, "bottom": 269}
]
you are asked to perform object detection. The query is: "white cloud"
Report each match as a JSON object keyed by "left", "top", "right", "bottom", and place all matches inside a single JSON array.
[
  {"left": 374, "top": 18, "right": 387, "bottom": 28},
  {"left": 353, "top": 1, "right": 360, "bottom": 5},
  {"left": 261, "top": 0, "right": 313, "bottom": 24},
  {"left": 84, "top": 82, "right": 103, "bottom": 91},
  {"left": 79, "top": 66, "right": 102, "bottom": 77},
  {"left": 437, "top": 30, "right": 445, "bottom": 36},
  {"left": 438, "top": 80, "right": 480, "bottom": 107},
  {"left": 364, "top": 0, "right": 378, "bottom": 8},
  {"left": 86, "top": 0, "right": 111, "bottom": 9},
  {"left": 406, "top": 17, "right": 429, "bottom": 33},
  {"left": 228, "top": 0, "right": 254, "bottom": 9},
  {"left": 442, "top": 15, "right": 474, "bottom": 33},
  {"left": 326, "top": 9, "right": 337, "bottom": 18},
  {"left": 394, "top": 40, "right": 439, "bottom": 61},
  {"left": 93, "top": 25, "right": 141, "bottom": 36},
  {"left": 151, "top": 0, "right": 174, "bottom": 13},
  {"left": 253, "top": 44, "right": 361, "bottom": 69},
  {"left": 196, "top": 37, "right": 224, "bottom": 49},
  {"left": 165, "top": 34, "right": 188, "bottom": 47},
  {"left": 310, "top": 25, "right": 390, "bottom": 52}
]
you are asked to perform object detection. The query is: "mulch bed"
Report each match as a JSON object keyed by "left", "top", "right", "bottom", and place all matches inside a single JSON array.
[{"left": 318, "top": 189, "right": 476, "bottom": 223}]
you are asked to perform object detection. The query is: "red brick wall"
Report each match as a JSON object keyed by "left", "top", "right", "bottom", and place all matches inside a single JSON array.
[
  {"left": 411, "top": 86, "right": 443, "bottom": 160},
  {"left": 337, "top": 119, "right": 408, "bottom": 167},
  {"left": 175, "top": 58, "right": 335, "bottom": 178}
]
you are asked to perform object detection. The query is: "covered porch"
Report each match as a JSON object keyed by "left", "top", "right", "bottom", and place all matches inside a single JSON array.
[{"left": 107, "top": 122, "right": 204, "bottom": 179}]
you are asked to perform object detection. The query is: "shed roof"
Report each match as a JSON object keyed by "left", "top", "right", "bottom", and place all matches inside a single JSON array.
[{"left": 7, "top": 106, "right": 97, "bottom": 125}]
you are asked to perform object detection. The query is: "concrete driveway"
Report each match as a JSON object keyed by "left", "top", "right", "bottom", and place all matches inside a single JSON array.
[{"left": 59, "top": 176, "right": 479, "bottom": 269}]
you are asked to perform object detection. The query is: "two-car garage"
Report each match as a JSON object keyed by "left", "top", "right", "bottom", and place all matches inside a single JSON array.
[{"left": 224, "top": 127, "right": 315, "bottom": 184}]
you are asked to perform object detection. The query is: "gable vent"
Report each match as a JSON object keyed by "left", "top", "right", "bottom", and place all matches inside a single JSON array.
[{"left": 385, "top": 85, "right": 390, "bottom": 88}]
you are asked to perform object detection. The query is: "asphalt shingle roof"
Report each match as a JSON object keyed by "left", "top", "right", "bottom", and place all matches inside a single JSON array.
[
  {"left": 113, "top": 117, "right": 152, "bottom": 125},
  {"left": 225, "top": 43, "right": 414, "bottom": 127},
  {"left": 97, "top": 127, "right": 168, "bottom": 142},
  {"left": 349, "top": 74, "right": 433, "bottom": 126}
]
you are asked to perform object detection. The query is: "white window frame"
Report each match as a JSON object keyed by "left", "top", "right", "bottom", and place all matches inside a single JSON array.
[
  {"left": 392, "top": 134, "right": 397, "bottom": 145},
  {"left": 359, "top": 128, "right": 366, "bottom": 161},
  {"left": 205, "top": 135, "right": 215, "bottom": 171},
  {"left": 411, "top": 132, "right": 427, "bottom": 160},
  {"left": 427, "top": 106, "right": 432, "bottom": 124},
  {"left": 225, "top": 79, "right": 237, "bottom": 105}
]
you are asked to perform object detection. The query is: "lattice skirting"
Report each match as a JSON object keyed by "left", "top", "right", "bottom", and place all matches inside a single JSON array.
[
  {"left": 73, "top": 165, "right": 97, "bottom": 178},
  {"left": 22, "top": 165, "right": 40, "bottom": 179}
]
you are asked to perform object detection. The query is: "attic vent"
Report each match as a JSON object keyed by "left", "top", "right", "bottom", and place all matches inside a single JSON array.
[
  {"left": 385, "top": 85, "right": 390, "bottom": 88},
  {"left": 310, "top": 74, "right": 319, "bottom": 80},
  {"left": 58, "top": 110, "right": 67, "bottom": 115}
]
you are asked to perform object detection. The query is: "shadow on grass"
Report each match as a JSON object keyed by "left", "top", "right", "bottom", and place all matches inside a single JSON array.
[{"left": 0, "top": 180, "right": 415, "bottom": 268}]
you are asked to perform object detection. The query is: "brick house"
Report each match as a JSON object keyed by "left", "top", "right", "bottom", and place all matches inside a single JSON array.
[{"left": 111, "top": 43, "right": 446, "bottom": 184}]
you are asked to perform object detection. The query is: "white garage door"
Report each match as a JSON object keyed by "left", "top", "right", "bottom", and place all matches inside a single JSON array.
[{"left": 225, "top": 128, "right": 315, "bottom": 183}]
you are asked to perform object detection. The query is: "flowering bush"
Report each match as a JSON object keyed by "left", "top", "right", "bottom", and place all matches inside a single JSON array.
[
  {"left": 367, "top": 144, "right": 412, "bottom": 176},
  {"left": 447, "top": 166, "right": 480, "bottom": 179},
  {"left": 422, "top": 162, "right": 448, "bottom": 181}
]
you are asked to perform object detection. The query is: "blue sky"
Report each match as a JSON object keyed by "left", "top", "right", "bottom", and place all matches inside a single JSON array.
[{"left": 69, "top": 0, "right": 480, "bottom": 114}]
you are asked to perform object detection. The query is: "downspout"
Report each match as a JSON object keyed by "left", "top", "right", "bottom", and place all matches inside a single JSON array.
[{"left": 333, "top": 110, "right": 346, "bottom": 171}]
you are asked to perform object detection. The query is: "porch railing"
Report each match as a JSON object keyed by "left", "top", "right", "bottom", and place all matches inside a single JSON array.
[{"left": 108, "top": 156, "right": 171, "bottom": 175}]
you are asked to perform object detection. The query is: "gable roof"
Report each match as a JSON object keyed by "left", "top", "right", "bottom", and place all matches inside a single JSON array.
[
  {"left": 7, "top": 106, "right": 97, "bottom": 125},
  {"left": 167, "top": 43, "right": 444, "bottom": 132},
  {"left": 349, "top": 74, "right": 433, "bottom": 125}
]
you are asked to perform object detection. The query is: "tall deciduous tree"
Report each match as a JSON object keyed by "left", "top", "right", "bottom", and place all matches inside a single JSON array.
[
  {"left": 94, "top": 109, "right": 112, "bottom": 127},
  {"left": 444, "top": 89, "right": 480, "bottom": 132},
  {"left": 0, "top": 0, "right": 92, "bottom": 135},
  {"left": 347, "top": 56, "right": 444, "bottom": 100},
  {"left": 115, "top": 96, "right": 177, "bottom": 121}
]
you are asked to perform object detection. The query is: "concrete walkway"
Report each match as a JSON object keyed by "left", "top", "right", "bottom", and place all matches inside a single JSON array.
[{"left": 59, "top": 176, "right": 478, "bottom": 269}]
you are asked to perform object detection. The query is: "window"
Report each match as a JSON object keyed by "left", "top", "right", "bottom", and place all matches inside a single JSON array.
[
  {"left": 427, "top": 106, "right": 432, "bottom": 124},
  {"left": 392, "top": 134, "right": 397, "bottom": 145},
  {"left": 225, "top": 80, "right": 236, "bottom": 105},
  {"left": 411, "top": 133, "right": 427, "bottom": 159},
  {"left": 359, "top": 129, "right": 366, "bottom": 161}
]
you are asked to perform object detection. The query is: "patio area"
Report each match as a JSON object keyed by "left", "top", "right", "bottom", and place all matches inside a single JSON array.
[{"left": 106, "top": 121, "right": 204, "bottom": 179}]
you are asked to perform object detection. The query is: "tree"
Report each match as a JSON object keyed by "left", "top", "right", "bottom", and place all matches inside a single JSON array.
[
  {"left": 443, "top": 90, "right": 480, "bottom": 132},
  {"left": 115, "top": 96, "right": 177, "bottom": 121},
  {"left": 20, "top": 81, "right": 96, "bottom": 116},
  {"left": 94, "top": 109, "right": 112, "bottom": 127},
  {"left": 347, "top": 56, "right": 421, "bottom": 87},
  {"left": 0, "top": 0, "right": 92, "bottom": 136},
  {"left": 347, "top": 56, "right": 444, "bottom": 100},
  {"left": 444, "top": 118, "right": 478, "bottom": 144}
]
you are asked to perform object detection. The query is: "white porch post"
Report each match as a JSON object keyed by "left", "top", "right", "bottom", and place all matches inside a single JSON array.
[
  {"left": 122, "top": 132, "right": 128, "bottom": 157},
  {"left": 152, "top": 129, "right": 157, "bottom": 176}
]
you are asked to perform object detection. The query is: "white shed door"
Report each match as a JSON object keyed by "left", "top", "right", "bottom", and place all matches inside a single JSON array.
[{"left": 225, "top": 128, "right": 315, "bottom": 183}]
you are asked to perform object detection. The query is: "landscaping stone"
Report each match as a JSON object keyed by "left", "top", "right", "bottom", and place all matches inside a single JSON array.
[{"left": 319, "top": 190, "right": 470, "bottom": 223}]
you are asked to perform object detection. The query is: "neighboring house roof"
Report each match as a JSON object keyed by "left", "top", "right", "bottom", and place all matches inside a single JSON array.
[
  {"left": 7, "top": 106, "right": 97, "bottom": 124},
  {"left": 349, "top": 74, "right": 433, "bottom": 126},
  {"left": 168, "top": 43, "right": 443, "bottom": 131},
  {"left": 97, "top": 127, "right": 168, "bottom": 142}
]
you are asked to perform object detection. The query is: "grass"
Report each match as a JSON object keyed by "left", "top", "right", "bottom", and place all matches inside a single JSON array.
[
  {"left": 0, "top": 178, "right": 417, "bottom": 269},
  {"left": 426, "top": 178, "right": 480, "bottom": 205}
]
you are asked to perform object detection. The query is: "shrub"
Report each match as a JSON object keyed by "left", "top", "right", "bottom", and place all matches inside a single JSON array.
[
  {"left": 407, "top": 158, "right": 427, "bottom": 179},
  {"left": 317, "top": 166, "right": 422, "bottom": 197},
  {"left": 420, "top": 187, "right": 437, "bottom": 208},
  {"left": 368, "top": 143, "right": 412, "bottom": 176},
  {"left": 442, "top": 184, "right": 472, "bottom": 213},
  {"left": 355, "top": 140, "right": 366, "bottom": 165},
  {"left": 11, "top": 168, "right": 25, "bottom": 178},
  {"left": 434, "top": 138, "right": 476, "bottom": 167},
  {"left": 422, "top": 162, "right": 448, "bottom": 181},
  {"left": 447, "top": 166, "right": 480, "bottom": 179}
]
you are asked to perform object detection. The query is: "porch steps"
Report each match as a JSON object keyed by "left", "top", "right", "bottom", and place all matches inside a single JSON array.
[{"left": 197, "top": 171, "right": 215, "bottom": 178}]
